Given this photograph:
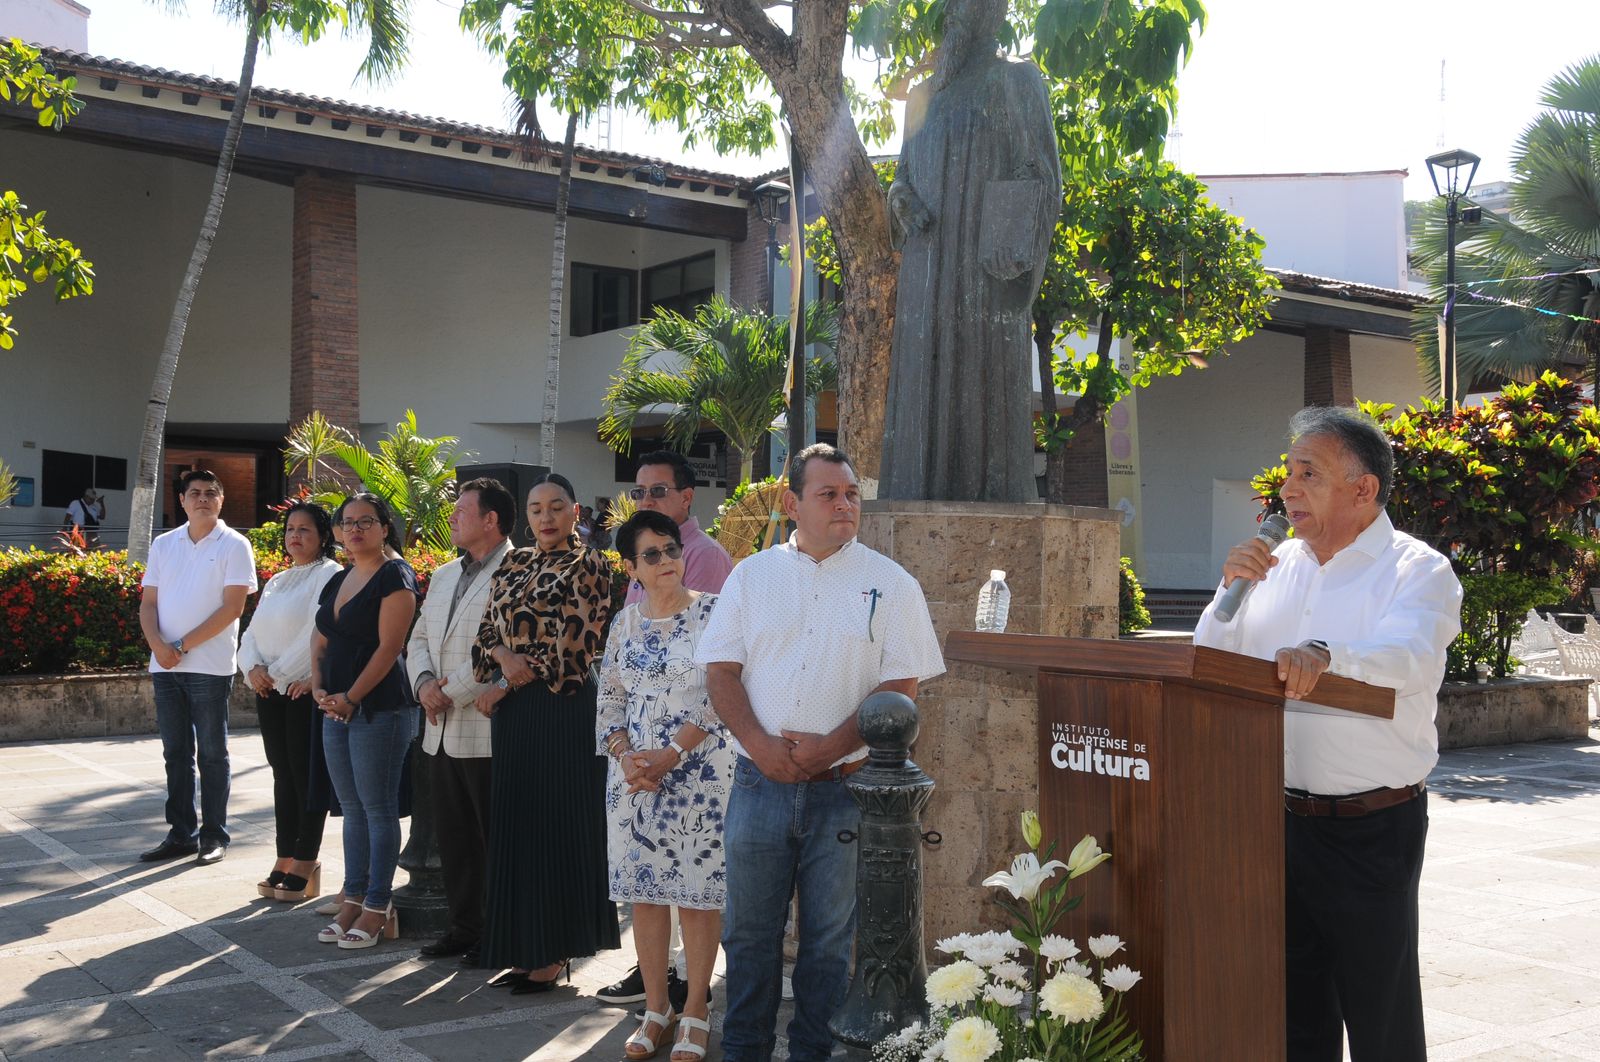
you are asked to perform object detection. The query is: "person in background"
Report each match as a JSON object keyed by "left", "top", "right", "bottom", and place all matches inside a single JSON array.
[
  {"left": 311, "top": 493, "right": 420, "bottom": 951},
  {"left": 1194, "top": 406, "right": 1462, "bottom": 1062},
  {"left": 599, "top": 448, "right": 734, "bottom": 1014},
  {"left": 408, "top": 478, "right": 515, "bottom": 966},
  {"left": 472, "top": 473, "right": 619, "bottom": 994},
  {"left": 599, "top": 510, "right": 734, "bottom": 1062},
  {"left": 695, "top": 444, "right": 945, "bottom": 1062},
  {"left": 138, "top": 470, "right": 257, "bottom": 866},
  {"left": 237, "top": 501, "right": 340, "bottom": 903},
  {"left": 63, "top": 487, "right": 105, "bottom": 547}
]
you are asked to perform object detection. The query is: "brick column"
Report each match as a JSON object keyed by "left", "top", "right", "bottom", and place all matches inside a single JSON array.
[
  {"left": 1303, "top": 326, "right": 1353, "bottom": 407},
  {"left": 291, "top": 173, "right": 359, "bottom": 432}
]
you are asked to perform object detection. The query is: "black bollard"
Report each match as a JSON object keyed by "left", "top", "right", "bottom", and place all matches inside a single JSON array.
[
  {"left": 392, "top": 714, "right": 450, "bottom": 939},
  {"left": 829, "top": 691, "right": 938, "bottom": 1048}
]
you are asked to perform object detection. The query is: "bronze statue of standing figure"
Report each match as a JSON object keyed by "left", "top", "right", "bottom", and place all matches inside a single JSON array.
[{"left": 880, "top": 0, "right": 1061, "bottom": 503}]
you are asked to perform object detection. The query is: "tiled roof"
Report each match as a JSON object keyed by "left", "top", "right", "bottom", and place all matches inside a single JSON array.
[
  {"left": 1269, "top": 269, "right": 1425, "bottom": 311},
  {"left": 36, "top": 45, "right": 753, "bottom": 192}
]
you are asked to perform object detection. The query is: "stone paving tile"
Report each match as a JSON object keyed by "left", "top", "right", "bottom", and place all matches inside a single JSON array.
[
  {"left": 125, "top": 980, "right": 343, "bottom": 1059},
  {"left": 0, "top": 999, "right": 157, "bottom": 1056},
  {"left": 59, "top": 931, "right": 233, "bottom": 994},
  {"left": 0, "top": 952, "right": 107, "bottom": 1010}
]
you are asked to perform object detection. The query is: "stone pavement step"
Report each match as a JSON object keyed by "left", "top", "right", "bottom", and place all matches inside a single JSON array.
[{"left": 3, "top": 732, "right": 1600, "bottom": 1060}]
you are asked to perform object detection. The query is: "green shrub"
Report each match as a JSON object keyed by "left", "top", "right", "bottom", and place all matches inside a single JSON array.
[
  {"left": 1119, "top": 556, "right": 1152, "bottom": 634},
  {"left": 1450, "top": 572, "right": 1566, "bottom": 679},
  {"left": 0, "top": 549, "right": 145, "bottom": 674}
]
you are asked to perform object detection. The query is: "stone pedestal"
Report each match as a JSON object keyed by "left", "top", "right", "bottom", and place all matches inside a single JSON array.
[{"left": 857, "top": 500, "right": 1121, "bottom": 948}]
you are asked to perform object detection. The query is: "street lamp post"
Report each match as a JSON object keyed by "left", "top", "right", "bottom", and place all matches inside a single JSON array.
[
  {"left": 1426, "top": 148, "right": 1481, "bottom": 408},
  {"left": 753, "top": 179, "right": 791, "bottom": 316}
]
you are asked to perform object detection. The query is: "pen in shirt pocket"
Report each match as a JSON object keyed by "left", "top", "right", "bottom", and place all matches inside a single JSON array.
[{"left": 864, "top": 588, "right": 882, "bottom": 642}]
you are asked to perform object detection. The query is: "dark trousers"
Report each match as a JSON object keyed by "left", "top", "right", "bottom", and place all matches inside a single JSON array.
[
  {"left": 153, "top": 672, "right": 233, "bottom": 847},
  {"left": 256, "top": 690, "right": 328, "bottom": 861},
  {"left": 430, "top": 748, "right": 492, "bottom": 943},
  {"left": 1285, "top": 791, "right": 1429, "bottom": 1062}
]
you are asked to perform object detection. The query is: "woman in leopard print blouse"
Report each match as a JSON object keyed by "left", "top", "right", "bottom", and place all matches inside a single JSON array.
[{"left": 471, "top": 472, "right": 620, "bottom": 992}]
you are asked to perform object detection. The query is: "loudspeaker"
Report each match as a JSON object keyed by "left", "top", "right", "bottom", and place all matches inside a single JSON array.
[{"left": 454, "top": 462, "right": 549, "bottom": 547}]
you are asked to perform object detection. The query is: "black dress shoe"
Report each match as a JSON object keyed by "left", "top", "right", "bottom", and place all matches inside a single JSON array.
[
  {"left": 421, "top": 935, "right": 474, "bottom": 958},
  {"left": 195, "top": 842, "right": 227, "bottom": 866},
  {"left": 487, "top": 970, "right": 525, "bottom": 988},
  {"left": 459, "top": 947, "right": 480, "bottom": 967},
  {"left": 139, "top": 839, "right": 198, "bottom": 862}
]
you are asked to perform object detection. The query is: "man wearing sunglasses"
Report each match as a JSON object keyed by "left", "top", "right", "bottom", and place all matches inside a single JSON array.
[{"left": 599, "top": 450, "right": 736, "bottom": 1011}]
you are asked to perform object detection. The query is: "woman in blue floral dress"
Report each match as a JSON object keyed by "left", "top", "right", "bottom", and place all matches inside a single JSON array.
[{"left": 599, "top": 510, "right": 734, "bottom": 1062}]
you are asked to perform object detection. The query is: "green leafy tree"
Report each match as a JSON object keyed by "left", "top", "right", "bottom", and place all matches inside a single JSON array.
[
  {"left": 448, "top": 0, "right": 1204, "bottom": 488},
  {"left": 284, "top": 410, "right": 471, "bottom": 551},
  {"left": 600, "top": 296, "right": 839, "bottom": 484},
  {"left": 126, "top": 0, "right": 412, "bottom": 564},
  {"left": 1411, "top": 54, "right": 1600, "bottom": 395},
  {"left": 1, "top": 38, "right": 94, "bottom": 350},
  {"left": 1034, "top": 159, "right": 1274, "bottom": 502}
]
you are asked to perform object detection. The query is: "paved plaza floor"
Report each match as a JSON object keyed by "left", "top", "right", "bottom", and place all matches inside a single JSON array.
[{"left": 2, "top": 730, "right": 1599, "bottom": 1061}]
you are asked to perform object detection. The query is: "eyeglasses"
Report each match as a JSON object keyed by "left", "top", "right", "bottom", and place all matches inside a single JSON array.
[
  {"left": 634, "top": 544, "right": 684, "bottom": 565},
  {"left": 338, "top": 516, "right": 379, "bottom": 532},
  {"left": 627, "top": 485, "right": 683, "bottom": 501},
  {"left": 184, "top": 489, "right": 222, "bottom": 500}
]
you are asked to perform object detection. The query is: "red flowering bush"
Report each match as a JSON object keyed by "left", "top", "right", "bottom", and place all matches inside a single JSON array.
[{"left": 0, "top": 548, "right": 147, "bottom": 674}]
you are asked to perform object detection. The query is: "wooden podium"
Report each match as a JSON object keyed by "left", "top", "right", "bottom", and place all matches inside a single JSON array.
[{"left": 943, "top": 633, "right": 1396, "bottom": 1061}]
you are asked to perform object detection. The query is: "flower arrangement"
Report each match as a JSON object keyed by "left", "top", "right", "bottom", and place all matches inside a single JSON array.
[{"left": 873, "top": 811, "right": 1143, "bottom": 1062}]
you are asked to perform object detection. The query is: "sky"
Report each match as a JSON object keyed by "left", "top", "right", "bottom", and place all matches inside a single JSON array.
[{"left": 59, "top": 0, "right": 1600, "bottom": 201}]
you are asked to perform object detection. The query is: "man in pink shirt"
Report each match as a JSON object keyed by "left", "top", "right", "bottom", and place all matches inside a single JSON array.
[
  {"left": 621, "top": 450, "right": 734, "bottom": 608},
  {"left": 599, "top": 449, "right": 735, "bottom": 1011}
]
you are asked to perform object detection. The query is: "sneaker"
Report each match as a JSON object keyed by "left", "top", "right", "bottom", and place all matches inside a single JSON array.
[
  {"left": 597, "top": 965, "right": 646, "bottom": 1005},
  {"left": 630, "top": 968, "right": 690, "bottom": 1018}
]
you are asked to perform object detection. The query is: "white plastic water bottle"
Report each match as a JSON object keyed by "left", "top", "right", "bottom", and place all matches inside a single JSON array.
[{"left": 975, "top": 570, "right": 1011, "bottom": 633}]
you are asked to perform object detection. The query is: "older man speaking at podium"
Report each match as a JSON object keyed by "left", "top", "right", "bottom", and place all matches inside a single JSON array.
[{"left": 1195, "top": 407, "right": 1461, "bottom": 1062}]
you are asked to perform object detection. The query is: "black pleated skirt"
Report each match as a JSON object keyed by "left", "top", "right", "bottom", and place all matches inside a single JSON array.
[{"left": 480, "top": 680, "right": 620, "bottom": 970}]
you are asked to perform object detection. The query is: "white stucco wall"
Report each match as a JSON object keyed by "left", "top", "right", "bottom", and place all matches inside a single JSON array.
[
  {"left": 0, "top": 0, "right": 90, "bottom": 51},
  {"left": 1201, "top": 172, "right": 1408, "bottom": 289},
  {"left": 1351, "top": 331, "right": 1432, "bottom": 408}
]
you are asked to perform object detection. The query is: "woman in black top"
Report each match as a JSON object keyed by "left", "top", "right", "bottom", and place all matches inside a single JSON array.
[{"left": 310, "top": 493, "right": 419, "bottom": 951}]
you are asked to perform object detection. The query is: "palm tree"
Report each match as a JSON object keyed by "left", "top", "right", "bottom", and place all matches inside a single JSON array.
[
  {"left": 283, "top": 410, "right": 468, "bottom": 551},
  {"left": 600, "top": 297, "right": 840, "bottom": 485},
  {"left": 125, "top": 0, "right": 411, "bottom": 563},
  {"left": 1413, "top": 55, "right": 1600, "bottom": 394}
]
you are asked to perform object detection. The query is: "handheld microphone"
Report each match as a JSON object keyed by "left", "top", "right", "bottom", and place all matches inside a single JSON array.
[{"left": 1212, "top": 513, "right": 1291, "bottom": 623}]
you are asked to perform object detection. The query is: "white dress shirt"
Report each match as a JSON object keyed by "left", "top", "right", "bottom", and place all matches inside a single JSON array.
[
  {"left": 142, "top": 521, "right": 258, "bottom": 677},
  {"left": 237, "top": 558, "right": 341, "bottom": 687},
  {"left": 695, "top": 538, "right": 946, "bottom": 765},
  {"left": 1194, "top": 511, "right": 1462, "bottom": 795}
]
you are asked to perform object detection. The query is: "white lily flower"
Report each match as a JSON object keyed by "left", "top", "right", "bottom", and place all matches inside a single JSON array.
[
  {"left": 982, "top": 852, "right": 1067, "bottom": 901},
  {"left": 1088, "top": 934, "right": 1124, "bottom": 959},
  {"left": 1066, "top": 835, "right": 1112, "bottom": 879}
]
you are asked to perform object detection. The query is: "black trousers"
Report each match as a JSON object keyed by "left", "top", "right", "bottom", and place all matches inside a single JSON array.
[
  {"left": 1285, "top": 791, "right": 1429, "bottom": 1062},
  {"left": 430, "top": 748, "right": 492, "bottom": 943},
  {"left": 255, "top": 690, "right": 328, "bottom": 861}
]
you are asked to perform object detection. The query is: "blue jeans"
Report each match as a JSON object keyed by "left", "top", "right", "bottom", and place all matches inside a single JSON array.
[
  {"left": 322, "top": 708, "right": 417, "bottom": 909},
  {"left": 152, "top": 672, "right": 233, "bottom": 847},
  {"left": 721, "top": 756, "right": 860, "bottom": 1062}
]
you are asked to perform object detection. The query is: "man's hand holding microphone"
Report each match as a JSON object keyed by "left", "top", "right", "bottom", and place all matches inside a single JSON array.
[{"left": 1216, "top": 513, "right": 1332, "bottom": 699}]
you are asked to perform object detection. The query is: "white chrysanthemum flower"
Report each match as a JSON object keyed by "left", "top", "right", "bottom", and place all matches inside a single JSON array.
[
  {"left": 926, "top": 960, "right": 987, "bottom": 1009},
  {"left": 1039, "top": 934, "right": 1080, "bottom": 965},
  {"left": 1087, "top": 934, "right": 1124, "bottom": 959},
  {"left": 889, "top": 1021, "right": 925, "bottom": 1048},
  {"left": 984, "top": 981, "right": 1025, "bottom": 1007},
  {"left": 962, "top": 931, "right": 1023, "bottom": 967},
  {"left": 936, "top": 932, "right": 977, "bottom": 957},
  {"left": 1102, "top": 964, "right": 1143, "bottom": 993},
  {"left": 990, "top": 959, "right": 1029, "bottom": 986},
  {"left": 1039, "top": 971, "right": 1105, "bottom": 1023},
  {"left": 941, "top": 1016, "right": 1001, "bottom": 1062},
  {"left": 1058, "top": 959, "right": 1092, "bottom": 979}
]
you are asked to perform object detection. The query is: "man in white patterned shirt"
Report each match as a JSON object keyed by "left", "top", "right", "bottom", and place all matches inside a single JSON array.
[
  {"left": 696, "top": 443, "right": 945, "bottom": 1062},
  {"left": 407, "top": 478, "right": 514, "bottom": 966},
  {"left": 1194, "top": 407, "right": 1461, "bottom": 1062}
]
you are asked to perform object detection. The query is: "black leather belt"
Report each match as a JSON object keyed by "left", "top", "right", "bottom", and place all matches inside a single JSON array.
[{"left": 1284, "top": 783, "right": 1425, "bottom": 818}]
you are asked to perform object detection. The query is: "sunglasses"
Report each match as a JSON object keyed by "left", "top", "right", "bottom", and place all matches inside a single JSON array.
[
  {"left": 338, "top": 516, "right": 379, "bottom": 532},
  {"left": 633, "top": 544, "right": 684, "bottom": 566},
  {"left": 627, "top": 485, "right": 682, "bottom": 501}
]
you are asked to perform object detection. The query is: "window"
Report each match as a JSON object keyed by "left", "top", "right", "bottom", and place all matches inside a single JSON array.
[
  {"left": 642, "top": 252, "right": 715, "bottom": 320},
  {"left": 572, "top": 263, "right": 638, "bottom": 337}
]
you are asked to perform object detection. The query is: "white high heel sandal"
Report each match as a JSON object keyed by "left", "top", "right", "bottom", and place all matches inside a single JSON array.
[
  {"left": 671, "top": 1012, "right": 713, "bottom": 1061},
  {"left": 317, "top": 900, "right": 361, "bottom": 943},
  {"left": 337, "top": 902, "right": 399, "bottom": 950}
]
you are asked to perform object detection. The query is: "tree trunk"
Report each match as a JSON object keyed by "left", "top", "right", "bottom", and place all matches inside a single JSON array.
[
  {"left": 776, "top": 82, "right": 895, "bottom": 494},
  {"left": 1035, "top": 314, "right": 1069, "bottom": 504},
  {"left": 126, "top": 6, "right": 263, "bottom": 562},
  {"left": 542, "top": 111, "right": 580, "bottom": 467}
]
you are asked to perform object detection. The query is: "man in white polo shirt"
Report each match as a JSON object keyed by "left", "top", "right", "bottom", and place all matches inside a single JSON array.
[
  {"left": 696, "top": 443, "right": 944, "bottom": 1062},
  {"left": 138, "top": 469, "right": 257, "bottom": 865}
]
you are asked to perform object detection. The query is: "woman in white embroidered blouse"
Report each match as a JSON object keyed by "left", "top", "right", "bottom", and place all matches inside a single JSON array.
[{"left": 238, "top": 502, "right": 341, "bottom": 903}]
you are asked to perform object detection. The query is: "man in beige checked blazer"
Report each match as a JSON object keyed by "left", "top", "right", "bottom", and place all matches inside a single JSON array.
[{"left": 407, "top": 477, "right": 515, "bottom": 965}]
